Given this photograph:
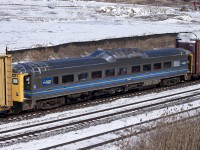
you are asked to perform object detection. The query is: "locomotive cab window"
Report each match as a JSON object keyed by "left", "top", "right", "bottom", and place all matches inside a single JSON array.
[
  {"left": 78, "top": 72, "right": 88, "bottom": 81},
  {"left": 53, "top": 76, "right": 59, "bottom": 84},
  {"left": 143, "top": 64, "right": 151, "bottom": 72},
  {"left": 91, "top": 71, "right": 102, "bottom": 79},
  {"left": 118, "top": 67, "right": 127, "bottom": 75},
  {"left": 164, "top": 62, "right": 171, "bottom": 68},
  {"left": 132, "top": 66, "right": 140, "bottom": 73},
  {"left": 105, "top": 69, "right": 115, "bottom": 77},
  {"left": 24, "top": 76, "right": 31, "bottom": 90},
  {"left": 62, "top": 74, "right": 74, "bottom": 83},
  {"left": 12, "top": 78, "right": 18, "bottom": 85},
  {"left": 153, "top": 63, "right": 161, "bottom": 70}
]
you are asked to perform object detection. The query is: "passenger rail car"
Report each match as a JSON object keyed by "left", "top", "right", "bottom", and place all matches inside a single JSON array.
[
  {"left": 1, "top": 31, "right": 199, "bottom": 115},
  {"left": 2, "top": 47, "right": 192, "bottom": 114}
]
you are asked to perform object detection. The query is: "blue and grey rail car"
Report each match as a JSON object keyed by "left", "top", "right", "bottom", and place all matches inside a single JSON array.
[{"left": 10, "top": 48, "right": 192, "bottom": 112}]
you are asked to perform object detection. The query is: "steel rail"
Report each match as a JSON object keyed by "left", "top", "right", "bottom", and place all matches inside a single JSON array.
[
  {"left": 40, "top": 107, "right": 200, "bottom": 150},
  {"left": 0, "top": 90, "right": 199, "bottom": 146},
  {"left": 0, "top": 87, "right": 199, "bottom": 135}
]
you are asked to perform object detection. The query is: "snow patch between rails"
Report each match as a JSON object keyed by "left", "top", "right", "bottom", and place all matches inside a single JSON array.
[{"left": 4, "top": 93, "right": 200, "bottom": 150}]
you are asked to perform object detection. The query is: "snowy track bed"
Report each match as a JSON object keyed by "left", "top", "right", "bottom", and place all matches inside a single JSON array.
[
  {"left": 46, "top": 107, "right": 200, "bottom": 150},
  {"left": 4, "top": 97, "right": 200, "bottom": 150},
  {"left": 1, "top": 85, "right": 200, "bottom": 148}
]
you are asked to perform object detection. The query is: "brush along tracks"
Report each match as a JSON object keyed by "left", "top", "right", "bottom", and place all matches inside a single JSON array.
[
  {"left": 68, "top": 107, "right": 200, "bottom": 150},
  {"left": 0, "top": 88, "right": 200, "bottom": 148},
  {"left": 1, "top": 79, "right": 200, "bottom": 124},
  {"left": 42, "top": 107, "right": 200, "bottom": 150}
]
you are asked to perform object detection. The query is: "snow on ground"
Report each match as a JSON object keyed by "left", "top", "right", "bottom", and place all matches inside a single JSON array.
[
  {"left": 4, "top": 93, "right": 200, "bottom": 149},
  {"left": 0, "top": 88, "right": 197, "bottom": 136},
  {"left": 0, "top": 0, "right": 200, "bottom": 53},
  {"left": 5, "top": 105, "right": 199, "bottom": 150},
  {"left": 1, "top": 0, "right": 200, "bottom": 149},
  {"left": 2, "top": 83, "right": 200, "bottom": 149}
]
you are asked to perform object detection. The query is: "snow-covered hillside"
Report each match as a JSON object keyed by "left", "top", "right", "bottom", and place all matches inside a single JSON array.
[{"left": 0, "top": 0, "right": 200, "bottom": 52}]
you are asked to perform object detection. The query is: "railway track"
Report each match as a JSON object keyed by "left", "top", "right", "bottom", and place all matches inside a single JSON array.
[
  {"left": 0, "top": 87, "right": 200, "bottom": 148},
  {"left": 41, "top": 107, "right": 200, "bottom": 150},
  {"left": 1, "top": 79, "right": 200, "bottom": 124}
]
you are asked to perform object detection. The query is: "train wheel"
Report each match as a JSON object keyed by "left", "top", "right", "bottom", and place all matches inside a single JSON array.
[
  {"left": 162, "top": 77, "right": 180, "bottom": 86},
  {"left": 184, "top": 74, "right": 191, "bottom": 81}
]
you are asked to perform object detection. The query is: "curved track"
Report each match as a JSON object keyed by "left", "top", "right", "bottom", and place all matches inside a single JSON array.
[
  {"left": 0, "top": 87, "right": 200, "bottom": 147},
  {"left": 77, "top": 109, "right": 200, "bottom": 150}
]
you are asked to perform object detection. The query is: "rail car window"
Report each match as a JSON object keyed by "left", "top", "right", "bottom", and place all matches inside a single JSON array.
[
  {"left": 118, "top": 67, "right": 127, "bottom": 75},
  {"left": 24, "top": 76, "right": 31, "bottom": 90},
  {"left": 91, "top": 71, "right": 102, "bottom": 79},
  {"left": 105, "top": 69, "right": 115, "bottom": 77},
  {"left": 78, "top": 72, "right": 88, "bottom": 81},
  {"left": 173, "top": 61, "right": 180, "bottom": 67},
  {"left": 62, "top": 74, "right": 74, "bottom": 83},
  {"left": 164, "top": 62, "right": 171, "bottom": 68},
  {"left": 53, "top": 76, "right": 59, "bottom": 84},
  {"left": 153, "top": 63, "right": 161, "bottom": 70},
  {"left": 132, "top": 66, "right": 140, "bottom": 73},
  {"left": 143, "top": 64, "right": 151, "bottom": 72}
]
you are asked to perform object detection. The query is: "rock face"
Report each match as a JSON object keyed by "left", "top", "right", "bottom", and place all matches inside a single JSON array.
[{"left": 10, "top": 33, "right": 176, "bottom": 62}]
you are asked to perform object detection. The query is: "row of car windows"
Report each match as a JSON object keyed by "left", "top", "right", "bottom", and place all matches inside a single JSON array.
[{"left": 52, "top": 61, "right": 174, "bottom": 85}]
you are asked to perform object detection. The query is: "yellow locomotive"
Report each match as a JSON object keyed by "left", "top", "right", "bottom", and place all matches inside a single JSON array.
[{"left": 0, "top": 54, "right": 28, "bottom": 114}]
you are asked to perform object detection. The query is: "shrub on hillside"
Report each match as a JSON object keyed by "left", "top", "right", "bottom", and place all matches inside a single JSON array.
[{"left": 120, "top": 117, "right": 200, "bottom": 150}]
